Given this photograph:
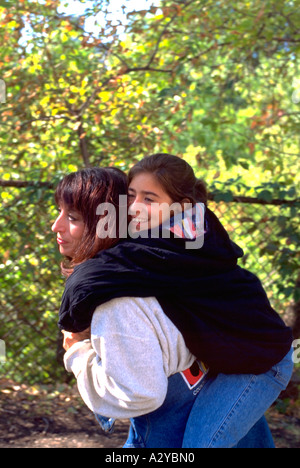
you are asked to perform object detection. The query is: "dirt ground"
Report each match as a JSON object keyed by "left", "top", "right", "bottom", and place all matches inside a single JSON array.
[{"left": 0, "top": 377, "right": 299, "bottom": 449}]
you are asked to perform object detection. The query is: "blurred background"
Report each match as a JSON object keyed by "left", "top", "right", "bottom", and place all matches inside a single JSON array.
[{"left": 0, "top": 0, "right": 299, "bottom": 447}]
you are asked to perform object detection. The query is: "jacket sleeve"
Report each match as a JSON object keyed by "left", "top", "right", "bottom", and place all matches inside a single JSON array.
[{"left": 63, "top": 297, "right": 168, "bottom": 419}]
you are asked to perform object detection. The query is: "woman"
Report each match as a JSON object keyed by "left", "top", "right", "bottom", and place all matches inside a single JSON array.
[
  {"left": 54, "top": 160, "right": 292, "bottom": 447},
  {"left": 53, "top": 166, "right": 203, "bottom": 447}
]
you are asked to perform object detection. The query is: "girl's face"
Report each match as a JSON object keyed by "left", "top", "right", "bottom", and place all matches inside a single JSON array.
[
  {"left": 52, "top": 204, "right": 85, "bottom": 258},
  {"left": 128, "top": 172, "right": 174, "bottom": 231}
]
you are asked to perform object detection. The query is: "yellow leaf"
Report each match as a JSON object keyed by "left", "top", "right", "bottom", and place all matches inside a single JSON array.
[
  {"left": 98, "top": 91, "right": 111, "bottom": 103},
  {"left": 72, "top": 121, "right": 81, "bottom": 131}
]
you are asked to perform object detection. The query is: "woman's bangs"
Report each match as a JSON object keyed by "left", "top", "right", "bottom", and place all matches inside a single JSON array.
[{"left": 55, "top": 177, "right": 78, "bottom": 210}]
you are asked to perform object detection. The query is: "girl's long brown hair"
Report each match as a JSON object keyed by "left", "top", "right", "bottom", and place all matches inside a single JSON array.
[
  {"left": 128, "top": 153, "right": 207, "bottom": 205},
  {"left": 54, "top": 167, "right": 128, "bottom": 276}
]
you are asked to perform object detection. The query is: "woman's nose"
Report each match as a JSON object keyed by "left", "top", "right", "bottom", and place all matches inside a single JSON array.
[{"left": 51, "top": 213, "right": 64, "bottom": 233}]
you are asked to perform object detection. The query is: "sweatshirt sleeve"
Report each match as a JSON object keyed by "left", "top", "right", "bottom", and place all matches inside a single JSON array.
[{"left": 63, "top": 297, "right": 169, "bottom": 419}]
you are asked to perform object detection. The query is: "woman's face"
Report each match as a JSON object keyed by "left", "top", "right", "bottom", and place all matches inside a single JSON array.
[
  {"left": 128, "top": 172, "right": 174, "bottom": 231},
  {"left": 51, "top": 204, "right": 85, "bottom": 258}
]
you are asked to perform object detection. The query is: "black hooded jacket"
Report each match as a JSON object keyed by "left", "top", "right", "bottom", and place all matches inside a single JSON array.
[{"left": 58, "top": 208, "right": 292, "bottom": 375}]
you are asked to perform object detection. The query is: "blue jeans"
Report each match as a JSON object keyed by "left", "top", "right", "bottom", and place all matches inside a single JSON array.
[
  {"left": 119, "top": 350, "right": 293, "bottom": 448},
  {"left": 183, "top": 348, "right": 294, "bottom": 448}
]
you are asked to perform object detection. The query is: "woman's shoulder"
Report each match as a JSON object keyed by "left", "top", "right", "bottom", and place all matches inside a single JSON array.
[
  {"left": 92, "top": 296, "right": 161, "bottom": 321},
  {"left": 91, "top": 296, "right": 177, "bottom": 338}
]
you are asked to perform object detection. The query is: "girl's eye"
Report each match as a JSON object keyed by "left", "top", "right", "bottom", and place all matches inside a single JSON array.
[{"left": 144, "top": 197, "right": 154, "bottom": 203}]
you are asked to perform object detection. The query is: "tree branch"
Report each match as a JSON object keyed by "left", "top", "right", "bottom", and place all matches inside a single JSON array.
[
  {"left": 0, "top": 178, "right": 298, "bottom": 207},
  {"left": 145, "top": 10, "right": 179, "bottom": 69},
  {"left": 271, "top": 37, "right": 300, "bottom": 43},
  {"left": 208, "top": 193, "right": 299, "bottom": 206},
  {"left": 18, "top": 115, "right": 71, "bottom": 128},
  {"left": 125, "top": 66, "right": 174, "bottom": 74},
  {"left": 77, "top": 120, "right": 90, "bottom": 167},
  {"left": 0, "top": 179, "right": 54, "bottom": 188}
]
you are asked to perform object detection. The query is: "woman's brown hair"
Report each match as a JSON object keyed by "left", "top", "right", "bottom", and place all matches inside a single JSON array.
[
  {"left": 54, "top": 167, "right": 128, "bottom": 275},
  {"left": 128, "top": 153, "right": 207, "bottom": 205}
]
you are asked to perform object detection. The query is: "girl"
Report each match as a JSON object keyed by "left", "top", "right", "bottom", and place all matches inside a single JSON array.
[{"left": 54, "top": 159, "right": 292, "bottom": 447}]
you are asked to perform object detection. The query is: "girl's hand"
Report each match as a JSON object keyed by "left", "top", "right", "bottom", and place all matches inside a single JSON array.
[{"left": 62, "top": 327, "right": 91, "bottom": 351}]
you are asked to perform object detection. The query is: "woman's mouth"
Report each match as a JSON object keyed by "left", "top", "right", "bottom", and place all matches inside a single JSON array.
[{"left": 57, "top": 237, "right": 67, "bottom": 245}]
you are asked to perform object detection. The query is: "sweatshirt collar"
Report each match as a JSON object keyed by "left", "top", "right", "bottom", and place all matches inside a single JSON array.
[{"left": 162, "top": 203, "right": 206, "bottom": 240}]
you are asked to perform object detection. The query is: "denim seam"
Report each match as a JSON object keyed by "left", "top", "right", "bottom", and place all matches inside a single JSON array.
[
  {"left": 208, "top": 375, "right": 258, "bottom": 448},
  {"left": 142, "top": 414, "right": 151, "bottom": 446},
  {"left": 125, "top": 419, "right": 147, "bottom": 448}
]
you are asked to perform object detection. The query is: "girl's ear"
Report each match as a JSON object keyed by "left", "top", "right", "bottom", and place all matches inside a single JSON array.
[{"left": 180, "top": 197, "right": 192, "bottom": 208}]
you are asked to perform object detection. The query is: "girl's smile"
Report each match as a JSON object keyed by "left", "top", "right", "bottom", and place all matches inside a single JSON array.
[{"left": 128, "top": 172, "right": 174, "bottom": 231}]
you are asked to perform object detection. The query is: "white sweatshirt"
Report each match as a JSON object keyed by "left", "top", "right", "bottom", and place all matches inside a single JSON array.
[{"left": 64, "top": 296, "right": 196, "bottom": 419}]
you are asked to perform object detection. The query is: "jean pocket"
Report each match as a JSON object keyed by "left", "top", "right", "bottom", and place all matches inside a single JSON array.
[{"left": 268, "top": 349, "right": 294, "bottom": 390}]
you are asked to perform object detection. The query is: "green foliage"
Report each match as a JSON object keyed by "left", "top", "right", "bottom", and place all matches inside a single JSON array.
[
  {"left": 0, "top": 186, "right": 65, "bottom": 383},
  {"left": 0, "top": 0, "right": 299, "bottom": 383}
]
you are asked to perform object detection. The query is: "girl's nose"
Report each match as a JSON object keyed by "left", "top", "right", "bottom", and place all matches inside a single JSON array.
[
  {"left": 128, "top": 199, "right": 149, "bottom": 220},
  {"left": 128, "top": 199, "right": 141, "bottom": 216}
]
